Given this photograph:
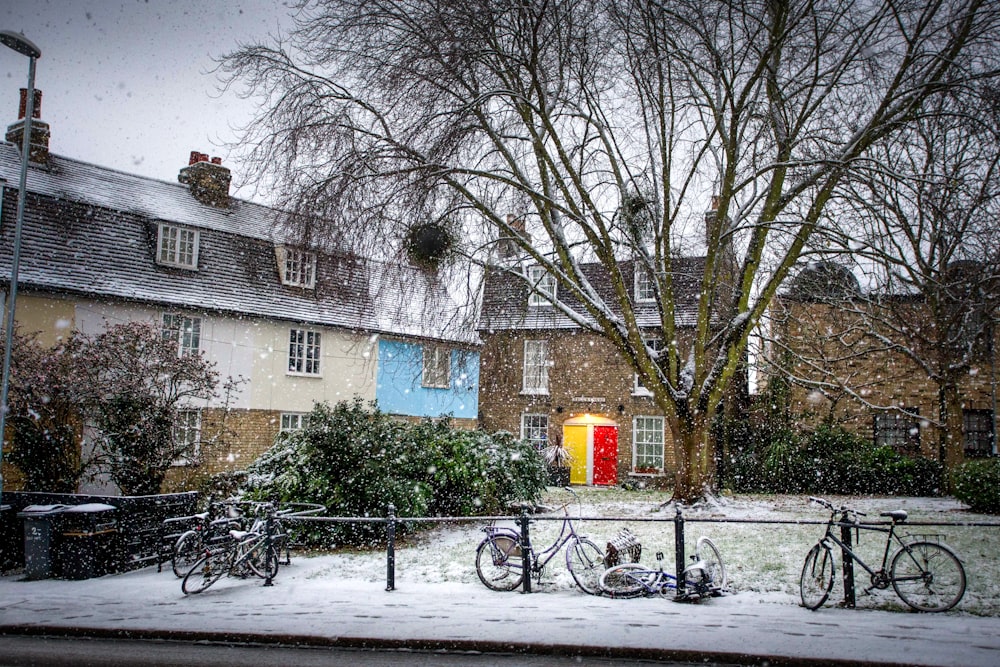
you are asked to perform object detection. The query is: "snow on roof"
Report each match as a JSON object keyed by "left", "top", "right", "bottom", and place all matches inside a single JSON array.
[{"left": 0, "top": 142, "right": 474, "bottom": 344}]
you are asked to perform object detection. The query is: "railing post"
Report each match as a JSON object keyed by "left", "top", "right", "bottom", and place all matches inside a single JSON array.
[
  {"left": 674, "top": 506, "right": 686, "bottom": 599},
  {"left": 839, "top": 520, "right": 855, "bottom": 608},
  {"left": 519, "top": 507, "right": 532, "bottom": 594},
  {"left": 263, "top": 503, "right": 274, "bottom": 587},
  {"left": 386, "top": 504, "right": 396, "bottom": 592}
]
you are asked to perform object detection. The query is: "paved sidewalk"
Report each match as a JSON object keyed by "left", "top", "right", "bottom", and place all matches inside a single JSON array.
[{"left": 1, "top": 558, "right": 999, "bottom": 666}]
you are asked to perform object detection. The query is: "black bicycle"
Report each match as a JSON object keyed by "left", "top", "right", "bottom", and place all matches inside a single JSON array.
[{"left": 800, "top": 497, "right": 966, "bottom": 612}]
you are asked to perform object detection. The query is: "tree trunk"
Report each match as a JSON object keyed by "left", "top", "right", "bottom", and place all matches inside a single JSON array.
[
  {"left": 671, "top": 412, "right": 713, "bottom": 503},
  {"left": 939, "top": 382, "right": 966, "bottom": 484}
]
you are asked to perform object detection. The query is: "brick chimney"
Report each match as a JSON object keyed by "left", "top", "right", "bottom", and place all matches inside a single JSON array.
[
  {"left": 178, "top": 150, "right": 231, "bottom": 208},
  {"left": 6, "top": 88, "right": 50, "bottom": 164}
]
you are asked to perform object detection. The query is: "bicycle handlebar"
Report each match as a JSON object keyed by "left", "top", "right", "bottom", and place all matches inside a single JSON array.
[{"left": 809, "top": 496, "right": 866, "bottom": 518}]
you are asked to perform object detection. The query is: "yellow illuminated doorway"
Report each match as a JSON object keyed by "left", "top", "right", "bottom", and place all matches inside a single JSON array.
[{"left": 562, "top": 416, "right": 618, "bottom": 486}]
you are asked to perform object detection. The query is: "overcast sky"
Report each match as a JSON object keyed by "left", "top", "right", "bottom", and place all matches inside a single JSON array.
[{"left": 0, "top": 0, "right": 293, "bottom": 203}]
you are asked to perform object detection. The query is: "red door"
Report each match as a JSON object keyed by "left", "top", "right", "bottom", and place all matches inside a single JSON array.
[{"left": 592, "top": 425, "right": 618, "bottom": 486}]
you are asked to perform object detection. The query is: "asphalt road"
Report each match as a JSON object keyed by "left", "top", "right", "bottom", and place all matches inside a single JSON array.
[{"left": 0, "top": 636, "right": 740, "bottom": 667}]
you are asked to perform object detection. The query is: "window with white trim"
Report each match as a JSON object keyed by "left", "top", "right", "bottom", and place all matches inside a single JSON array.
[
  {"left": 288, "top": 329, "right": 322, "bottom": 375},
  {"left": 522, "top": 414, "right": 549, "bottom": 450},
  {"left": 873, "top": 409, "right": 920, "bottom": 453},
  {"left": 162, "top": 313, "right": 202, "bottom": 357},
  {"left": 522, "top": 339, "right": 550, "bottom": 394},
  {"left": 280, "top": 248, "right": 317, "bottom": 288},
  {"left": 634, "top": 338, "right": 665, "bottom": 396},
  {"left": 634, "top": 266, "right": 656, "bottom": 302},
  {"left": 157, "top": 223, "right": 199, "bottom": 269},
  {"left": 172, "top": 409, "right": 201, "bottom": 465},
  {"left": 526, "top": 265, "right": 556, "bottom": 306},
  {"left": 422, "top": 345, "right": 451, "bottom": 388},
  {"left": 633, "top": 416, "right": 665, "bottom": 472},
  {"left": 280, "top": 413, "right": 308, "bottom": 432}
]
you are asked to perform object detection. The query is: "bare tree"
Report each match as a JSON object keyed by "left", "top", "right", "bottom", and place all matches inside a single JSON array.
[
  {"left": 817, "top": 84, "right": 1000, "bottom": 474},
  {"left": 221, "top": 0, "right": 1000, "bottom": 501}
]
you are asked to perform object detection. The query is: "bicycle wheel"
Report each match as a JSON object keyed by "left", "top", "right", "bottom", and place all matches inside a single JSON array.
[
  {"left": 800, "top": 544, "right": 835, "bottom": 610},
  {"left": 695, "top": 536, "right": 728, "bottom": 591},
  {"left": 171, "top": 530, "right": 202, "bottom": 578},
  {"left": 890, "top": 541, "right": 966, "bottom": 612},
  {"left": 475, "top": 534, "right": 524, "bottom": 591},
  {"left": 246, "top": 538, "right": 280, "bottom": 579},
  {"left": 181, "top": 549, "right": 228, "bottom": 595},
  {"left": 599, "top": 563, "right": 650, "bottom": 598},
  {"left": 566, "top": 537, "right": 605, "bottom": 595}
]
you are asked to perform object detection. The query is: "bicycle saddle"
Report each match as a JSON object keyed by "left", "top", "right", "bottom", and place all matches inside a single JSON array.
[{"left": 880, "top": 510, "right": 908, "bottom": 522}]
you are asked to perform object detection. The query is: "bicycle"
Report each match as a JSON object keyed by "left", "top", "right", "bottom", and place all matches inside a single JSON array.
[
  {"left": 475, "top": 487, "right": 605, "bottom": 595},
  {"left": 599, "top": 537, "right": 727, "bottom": 600},
  {"left": 181, "top": 513, "right": 281, "bottom": 595},
  {"left": 168, "top": 506, "right": 244, "bottom": 578},
  {"left": 800, "top": 497, "right": 966, "bottom": 612}
]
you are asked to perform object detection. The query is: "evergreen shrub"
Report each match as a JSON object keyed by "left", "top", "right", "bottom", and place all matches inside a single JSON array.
[
  {"left": 951, "top": 458, "right": 1000, "bottom": 513},
  {"left": 240, "top": 398, "right": 547, "bottom": 546},
  {"left": 725, "top": 423, "right": 943, "bottom": 496}
]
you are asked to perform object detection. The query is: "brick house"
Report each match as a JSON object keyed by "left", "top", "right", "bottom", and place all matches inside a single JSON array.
[
  {"left": 477, "top": 257, "right": 705, "bottom": 486},
  {"left": 763, "top": 262, "right": 997, "bottom": 462},
  {"left": 0, "top": 92, "right": 478, "bottom": 493}
]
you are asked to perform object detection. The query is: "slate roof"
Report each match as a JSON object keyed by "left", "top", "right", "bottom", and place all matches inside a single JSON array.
[
  {"left": 478, "top": 257, "right": 706, "bottom": 332},
  {"left": 0, "top": 142, "right": 475, "bottom": 344}
]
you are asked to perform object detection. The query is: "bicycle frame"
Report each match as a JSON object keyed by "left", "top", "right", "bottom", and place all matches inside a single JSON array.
[{"left": 483, "top": 508, "right": 583, "bottom": 577}]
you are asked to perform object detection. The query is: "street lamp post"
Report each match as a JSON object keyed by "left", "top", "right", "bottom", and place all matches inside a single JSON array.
[{"left": 0, "top": 30, "right": 41, "bottom": 498}]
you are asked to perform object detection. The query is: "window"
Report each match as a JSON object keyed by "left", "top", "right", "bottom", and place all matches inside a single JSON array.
[
  {"left": 422, "top": 345, "right": 451, "bottom": 388},
  {"left": 874, "top": 409, "right": 920, "bottom": 453},
  {"left": 280, "top": 413, "right": 308, "bottom": 432},
  {"left": 288, "top": 329, "right": 322, "bottom": 375},
  {"left": 634, "top": 338, "right": 665, "bottom": 396},
  {"left": 157, "top": 223, "right": 199, "bottom": 269},
  {"left": 280, "top": 248, "right": 317, "bottom": 288},
  {"left": 964, "top": 409, "right": 994, "bottom": 458},
  {"left": 522, "top": 414, "right": 549, "bottom": 450},
  {"left": 526, "top": 265, "right": 556, "bottom": 306},
  {"left": 162, "top": 313, "right": 201, "bottom": 357},
  {"left": 522, "top": 340, "right": 550, "bottom": 394},
  {"left": 172, "top": 409, "right": 201, "bottom": 465},
  {"left": 634, "top": 267, "right": 656, "bottom": 302},
  {"left": 633, "top": 416, "right": 665, "bottom": 472}
]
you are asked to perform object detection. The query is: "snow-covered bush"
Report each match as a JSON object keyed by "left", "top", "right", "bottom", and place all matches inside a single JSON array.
[
  {"left": 952, "top": 458, "right": 1000, "bottom": 513},
  {"left": 725, "top": 423, "right": 943, "bottom": 496},
  {"left": 240, "top": 398, "right": 547, "bottom": 546}
]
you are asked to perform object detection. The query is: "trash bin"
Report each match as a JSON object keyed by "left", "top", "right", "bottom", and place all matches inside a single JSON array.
[
  {"left": 58, "top": 503, "right": 118, "bottom": 580},
  {"left": 17, "top": 504, "right": 70, "bottom": 580}
]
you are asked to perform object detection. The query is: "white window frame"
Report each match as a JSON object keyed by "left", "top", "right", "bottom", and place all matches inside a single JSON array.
[
  {"left": 172, "top": 409, "right": 202, "bottom": 466},
  {"left": 522, "top": 339, "right": 550, "bottom": 395},
  {"left": 280, "top": 412, "right": 308, "bottom": 432},
  {"left": 288, "top": 329, "right": 322, "bottom": 376},
  {"left": 157, "top": 223, "right": 199, "bottom": 269},
  {"left": 161, "top": 313, "right": 202, "bottom": 358},
  {"left": 632, "top": 415, "right": 665, "bottom": 473},
  {"left": 633, "top": 338, "right": 665, "bottom": 396},
  {"left": 421, "top": 345, "right": 451, "bottom": 389},
  {"left": 521, "top": 413, "right": 549, "bottom": 450},
  {"left": 526, "top": 265, "right": 556, "bottom": 307},
  {"left": 634, "top": 266, "right": 656, "bottom": 302},
  {"left": 281, "top": 247, "right": 317, "bottom": 288}
]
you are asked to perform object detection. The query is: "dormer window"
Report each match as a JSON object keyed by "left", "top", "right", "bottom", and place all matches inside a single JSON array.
[
  {"left": 526, "top": 265, "right": 556, "bottom": 307},
  {"left": 634, "top": 266, "right": 656, "bottom": 302},
  {"left": 277, "top": 246, "right": 317, "bottom": 288},
  {"left": 157, "top": 224, "right": 199, "bottom": 269}
]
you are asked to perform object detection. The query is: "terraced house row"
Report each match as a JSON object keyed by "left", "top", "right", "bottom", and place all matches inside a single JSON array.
[{"left": 0, "top": 91, "right": 995, "bottom": 495}]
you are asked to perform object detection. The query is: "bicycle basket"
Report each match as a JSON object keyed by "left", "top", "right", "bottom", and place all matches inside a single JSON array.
[{"left": 605, "top": 528, "right": 642, "bottom": 567}]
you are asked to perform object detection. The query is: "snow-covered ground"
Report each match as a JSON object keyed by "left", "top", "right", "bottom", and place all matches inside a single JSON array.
[{"left": 2, "top": 489, "right": 999, "bottom": 666}]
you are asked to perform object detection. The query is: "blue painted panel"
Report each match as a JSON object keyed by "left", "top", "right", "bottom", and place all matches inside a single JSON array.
[{"left": 375, "top": 339, "right": 479, "bottom": 420}]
